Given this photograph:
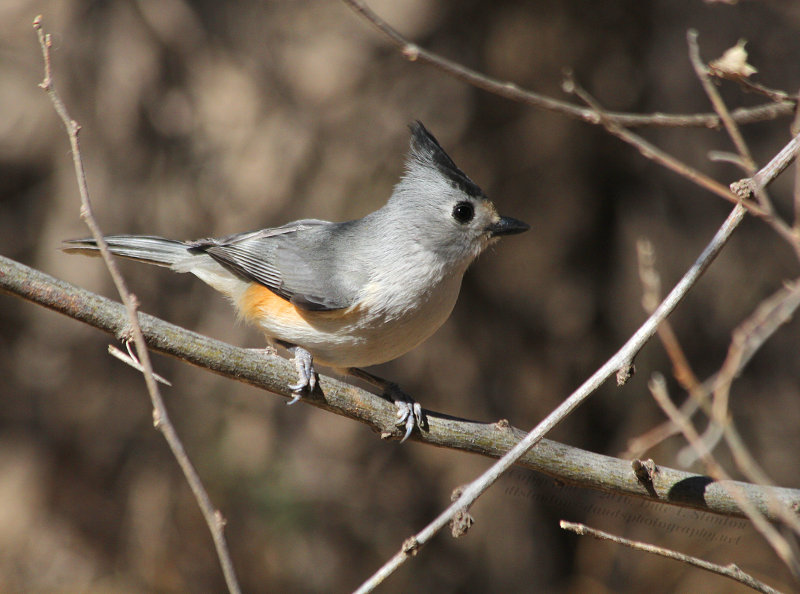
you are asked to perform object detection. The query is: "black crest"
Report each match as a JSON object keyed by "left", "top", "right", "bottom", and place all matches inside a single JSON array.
[{"left": 408, "top": 121, "right": 485, "bottom": 199}]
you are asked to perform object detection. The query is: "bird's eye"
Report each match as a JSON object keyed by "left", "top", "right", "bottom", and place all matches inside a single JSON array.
[{"left": 452, "top": 201, "right": 475, "bottom": 224}]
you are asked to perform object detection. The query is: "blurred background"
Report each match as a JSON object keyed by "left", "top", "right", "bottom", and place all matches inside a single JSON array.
[{"left": 1, "top": 0, "right": 799, "bottom": 592}]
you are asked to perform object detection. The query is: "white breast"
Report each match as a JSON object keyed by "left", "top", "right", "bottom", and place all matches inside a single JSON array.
[{"left": 186, "top": 242, "right": 470, "bottom": 369}]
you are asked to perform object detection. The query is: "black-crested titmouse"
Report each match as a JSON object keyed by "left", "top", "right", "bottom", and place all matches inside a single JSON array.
[{"left": 64, "top": 121, "right": 529, "bottom": 441}]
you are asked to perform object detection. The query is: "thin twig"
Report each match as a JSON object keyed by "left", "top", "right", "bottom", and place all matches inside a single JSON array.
[
  {"left": 687, "top": 28, "right": 758, "bottom": 457},
  {"left": 689, "top": 31, "right": 800, "bottom": 261},
  {"left": 720, "top": 74, "right": 794, "bottom": 105},
  {"left": 621, "top": 240, "right": 704, "bottom": 459},
  {"left": 723, "top": 416, "right": 800, "bottom": 539},
  {"left": 562, "top": 74, "right": 764, "bottom": 215},
  {"left": 649, "top": 375, "right": 800, "bottom": 579},
  {"left": 727, "top": 130, "right": 800, "bottom": 223},
  {"left": 688, "top": 30, "right": 757, "bottom": 174},
  {"left": 637, "top": 262, "right": 800, "bottom": 540},
  {"left": 567, "top": 69, "right": 800, "bottom": 262},
  {"left": 713, "top": 282, "right": 800, "bottom": 436},
  {"left": 636, "top": 239, "right": 706, "bottom": 397},
  {"left": 340, "top": 0, "right": 795, "bottom": 129},
  {"left": 108, "top": 344, "right": 172, "bottom": 386},
  {"left": 32, "top": 16, "right": 241, "bottom": 594},
  {"left": 753, "top": 133, "right": 800, "bottom": 190},
  {"left": 793, "top": 103, "right": 800, "bottom": 232},
  {"left": 560, "top": 521, "right": 783, "bottom": 594},
  {"left": 704, "top": 281, "right": 800, "bottom": 541}
]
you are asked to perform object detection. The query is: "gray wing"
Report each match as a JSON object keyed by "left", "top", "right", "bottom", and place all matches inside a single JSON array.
[{"left": 188, "top": 219, "right": 363, "bottom": 311}]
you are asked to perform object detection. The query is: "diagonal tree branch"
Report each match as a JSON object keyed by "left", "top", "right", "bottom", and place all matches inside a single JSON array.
[
  {"left": 351, "top": 120, "right": 800, "bottom": 592},
  {"left": 351, "top": 201, "right": 747, "bottom": 593}
]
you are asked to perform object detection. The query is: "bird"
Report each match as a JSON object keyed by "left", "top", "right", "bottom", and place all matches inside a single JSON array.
[{"left": 64, "top": 121, "right": 529, "bottom": 441}]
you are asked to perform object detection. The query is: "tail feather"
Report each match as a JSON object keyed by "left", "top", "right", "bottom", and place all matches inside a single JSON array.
[{"left": 62, "top": 235, "right": 190, "bottom": 267}]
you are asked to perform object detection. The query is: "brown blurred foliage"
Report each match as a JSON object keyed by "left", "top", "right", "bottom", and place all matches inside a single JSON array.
[{"left": 1, "top": 0, "right": 800, "bottom": 592}]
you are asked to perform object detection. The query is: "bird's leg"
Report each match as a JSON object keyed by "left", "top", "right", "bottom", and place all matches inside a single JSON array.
[
  {"left": 347, "top": 367, "right": 423, "bottom": 443},
  {"left": 276, "top": 343, "right": 317, "bottom": 405}
]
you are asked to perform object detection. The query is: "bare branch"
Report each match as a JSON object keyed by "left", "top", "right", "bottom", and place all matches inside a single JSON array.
[
  {"left": 729, "top": 133, "right": 800, "bottom": 261},
  {"left": 689, "top": 29, "right": 800, "bottom": 261},
  {"left": 622, "top": 240, "right": 704, "bottom": 459},
  {"left": 32, "top": 16, "right": 241, "bottom": 594},
  {"left": 714, "top": 281, "right": 800, "bottom": 420},
  {"left": 108, "top": 344, "right": 172, "bottom": 386},
  {"left": 560, "top": 521, "right": 783, "bottom": 594},
  {"left": 793, "top": 104, "right": 800, "bottom": 232},
  {"left": 4, "top": 254, "right": 800, "bottom": 523},
  {"left": 562, "top": 73, "right": 763, "bottom": 213},
  {"left": 733, "top": 132, "right": 800, "bottom": 197},
  {"left": 340, "top": 0, "right": 795, "bottom": 129},
  {"left": 688, "top": 31, "right": 757, "bottom": 174}
]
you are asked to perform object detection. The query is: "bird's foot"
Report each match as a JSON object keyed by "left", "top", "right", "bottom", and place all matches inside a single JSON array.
[
  {"left": 348, "top": 368, "right": 424, "bottom": 443},
  {"left": 287, "top": 346, "right": 317, "bottom": 405}
]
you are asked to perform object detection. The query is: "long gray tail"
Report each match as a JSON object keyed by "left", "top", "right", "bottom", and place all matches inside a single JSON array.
[{"left": 62, "top": 235, "right": 190, "bottom": 267}]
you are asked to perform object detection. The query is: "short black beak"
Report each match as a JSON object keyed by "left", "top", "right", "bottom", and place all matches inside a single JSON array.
[{"left": 488, "top": 216, "right": 529, "bottom": 237}]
